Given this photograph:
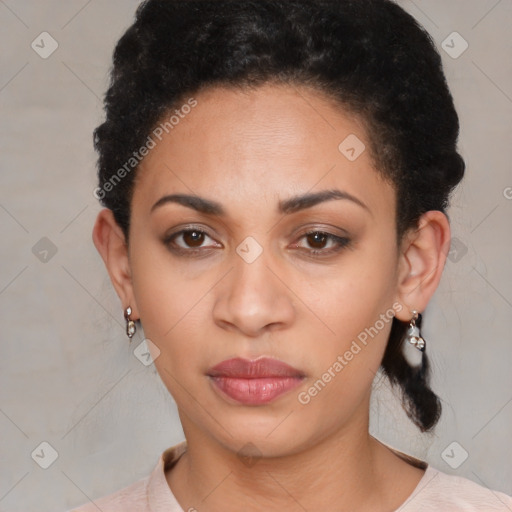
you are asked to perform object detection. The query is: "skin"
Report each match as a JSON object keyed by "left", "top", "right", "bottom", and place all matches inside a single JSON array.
[{"left": 93, "top": 83, "right": 451, "bottom": 511}]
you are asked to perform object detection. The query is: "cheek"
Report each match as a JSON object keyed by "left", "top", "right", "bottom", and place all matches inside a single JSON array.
[
  {"left": 294, "top": 292, "right": 394, "bottom": 432},
  {"left": 130, "top": 237, "right": 200, "bottom": 337},
  {"left": 292, "top": 242, "right": 398, "bottom": 404},
  {"left": 299, "top": 246, "right": 397, "bottom": 344},
  {"left": 130, "top": 250, "right": 217, "bottom": 383}
]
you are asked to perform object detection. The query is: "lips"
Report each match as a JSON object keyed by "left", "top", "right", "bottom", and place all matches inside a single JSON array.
[
  {"left": 207, "top": 357, "right": 305, "bottom": 405},
  {"left": 207, "top": 357, "right": 305, "bottom": 378}
]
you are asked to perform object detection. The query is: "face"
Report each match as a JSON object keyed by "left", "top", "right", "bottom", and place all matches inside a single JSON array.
[{"left": 126, "top": 83, "right": 404, "bottom": 456}]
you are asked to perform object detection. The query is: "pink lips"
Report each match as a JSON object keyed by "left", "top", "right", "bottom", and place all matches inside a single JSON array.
[{"left": 207, "top": 357, "right": 305, "bottom": 405}]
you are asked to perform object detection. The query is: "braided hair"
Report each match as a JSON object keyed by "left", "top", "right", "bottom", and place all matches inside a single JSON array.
[{"left": 382, "top": 312, "right": 441, "bottom": 432}]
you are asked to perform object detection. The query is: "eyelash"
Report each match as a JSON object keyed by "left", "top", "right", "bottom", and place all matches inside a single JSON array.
[
  {"left": 164, "top": 226, "right": 351, "bottom": 257},
  {"left": 295, "top": 230, "right": 351, "bottom": 256}
]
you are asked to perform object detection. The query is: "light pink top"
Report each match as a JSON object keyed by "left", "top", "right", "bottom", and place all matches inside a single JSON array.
[{"left": 68, "top": 441, "right": 512, "bottom": 511}]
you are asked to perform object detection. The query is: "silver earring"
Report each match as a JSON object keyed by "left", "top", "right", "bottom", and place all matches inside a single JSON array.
[
  {"left": 124, "top": 306, "right": 136, "bottom": 339},
  {"left": 406, "top": 310, "right": 425, "bottom": 352}
]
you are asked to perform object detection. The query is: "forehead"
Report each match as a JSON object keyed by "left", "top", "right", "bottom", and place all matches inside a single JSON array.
[{"left": 133, "top": 83, "right": 395, "bottom": 221}]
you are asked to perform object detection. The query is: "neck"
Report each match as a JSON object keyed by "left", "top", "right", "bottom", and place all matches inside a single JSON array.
[{"left": 166, "top": 404, "right": 422, "bottom": 511}]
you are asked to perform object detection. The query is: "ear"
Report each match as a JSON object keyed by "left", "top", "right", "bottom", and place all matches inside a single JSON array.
[
  {"left": 394, "top": 210, "right": 451, "bottom": 321},
  {"left": 92, "top": 209, "right": 139, "bottom": 319}
]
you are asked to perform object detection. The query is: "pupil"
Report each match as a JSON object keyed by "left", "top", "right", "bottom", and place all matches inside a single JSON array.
[
  {"left": 184, "top": 230, "right": 204, "bottom": 247},
  {"left": 308, "top": 232, "right": 326, "bottom": 249}
]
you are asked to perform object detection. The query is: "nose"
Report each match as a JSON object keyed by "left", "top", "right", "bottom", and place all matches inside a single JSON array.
[{"left": 212, "top": 247, "right": 296, "bottom": 337}]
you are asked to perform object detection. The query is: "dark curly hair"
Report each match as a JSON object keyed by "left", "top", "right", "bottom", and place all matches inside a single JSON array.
[{"left": 93, "top": 0, "right": 465, "bottom": 432}]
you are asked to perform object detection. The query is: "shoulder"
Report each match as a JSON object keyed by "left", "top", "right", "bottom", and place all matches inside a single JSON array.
[
  {"left": 66, "top": 441, "right": 187, "bottom": 512},
  {"left": 378, "top": 438, "right": 512, "bottom": 511},
  {"left": 66, "top": 475, "right": 149, "bottom": 512},
  {"left": 398, "top": 465, "right": 512, "bottom": 511}
]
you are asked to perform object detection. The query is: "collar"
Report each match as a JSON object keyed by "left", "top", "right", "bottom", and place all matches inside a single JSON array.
[{"left": 147, "top": 440, "right": 187, "bottom": 512}]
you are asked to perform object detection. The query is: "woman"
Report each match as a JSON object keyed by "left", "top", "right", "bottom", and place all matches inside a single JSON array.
[{"left": 70, "top": 0, "right": 512, "bottom": 510}]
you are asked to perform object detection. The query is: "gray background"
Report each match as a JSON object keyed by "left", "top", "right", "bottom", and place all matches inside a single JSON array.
[{"left": 0, "top": 1, "right": 511, "bottom": 510}]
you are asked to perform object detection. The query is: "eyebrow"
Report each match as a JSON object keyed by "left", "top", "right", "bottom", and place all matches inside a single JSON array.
[{"left": 150, "top": 189, "right": 371, "bottom": 216}]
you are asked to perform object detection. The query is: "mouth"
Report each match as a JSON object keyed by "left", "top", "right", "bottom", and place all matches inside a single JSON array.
[{"left": 206, "top": 357, "right": 306, "bottom": 406}]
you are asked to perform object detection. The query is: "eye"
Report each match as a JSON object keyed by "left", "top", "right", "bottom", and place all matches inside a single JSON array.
[
  {"left": 293, "top": 230, "right": 351, "bottom": 256},
  {"left": 163, "top": 227, "right": 351, "bottom": 258},
  {"left": 164, "top": 227, "right": 221, "bottom": 254}
]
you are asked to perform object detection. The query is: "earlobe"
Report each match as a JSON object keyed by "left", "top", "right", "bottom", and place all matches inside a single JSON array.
[
  {"left": 92, "top": 209, "right": 139, "bottom": 318},
  {"left": 394, "top": 210, "right": 451, "bottom": 321}
]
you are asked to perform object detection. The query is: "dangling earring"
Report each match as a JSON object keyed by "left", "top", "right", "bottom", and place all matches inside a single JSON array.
[
  {"left": 406, "top": 310, "right": 425, "bottom": 351},
  {"left": 124, "top": 306, "right": 136, "bottom": 339}
]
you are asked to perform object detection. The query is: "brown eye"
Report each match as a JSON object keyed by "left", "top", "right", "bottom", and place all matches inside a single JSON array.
[
  {"left": 294, "top": 230, "right": 351, "bottom": 257},
  {"left": 306, "top": 232, "right": 329, "bottom": 249},
  {"left": 164, "top": 227, "right": 220, "bottom": 254},
  {"left": 182, "top": 230, "right": 205, "bottom": 247}
]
